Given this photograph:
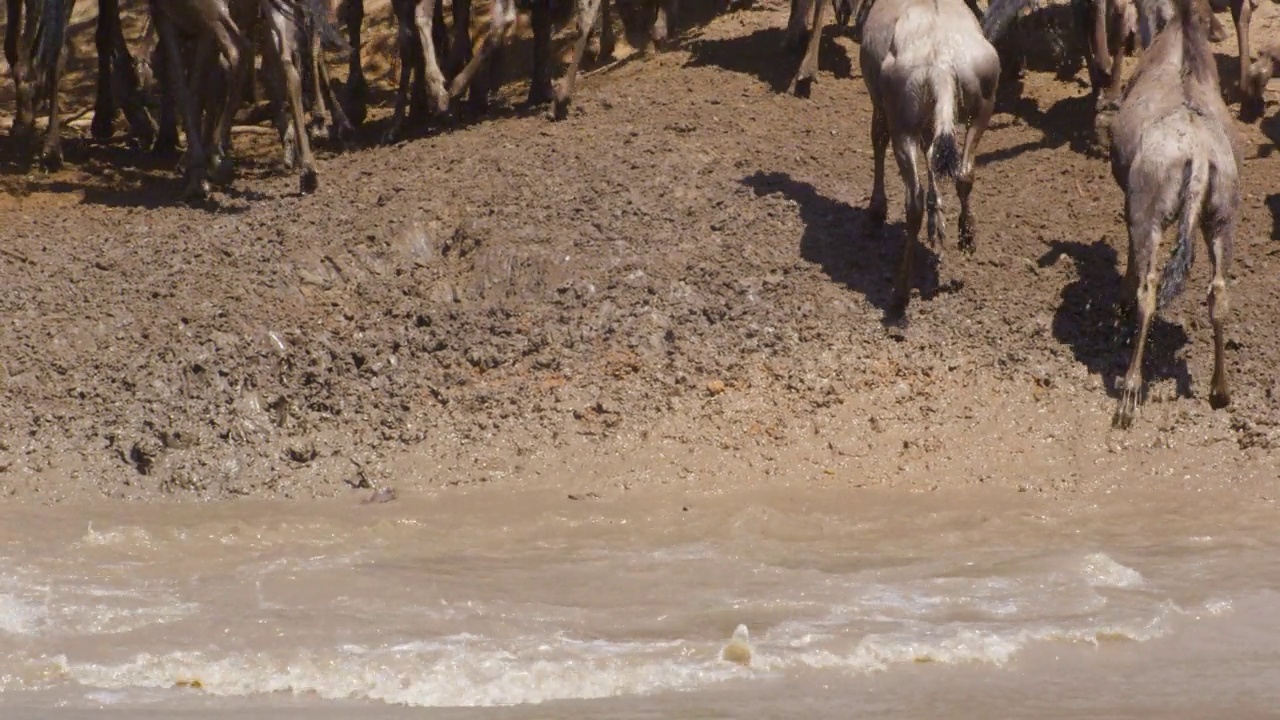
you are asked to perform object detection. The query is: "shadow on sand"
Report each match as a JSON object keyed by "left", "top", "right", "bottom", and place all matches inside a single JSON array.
[
  {"left": 683, "top": 26, "right": 854, "bottom": 94},
  {"left": 1037, "top": 239, "right": 1192, "bottom": 399},
  {"left": 741, "top": 170, "right": 964, "bottom": 325}
]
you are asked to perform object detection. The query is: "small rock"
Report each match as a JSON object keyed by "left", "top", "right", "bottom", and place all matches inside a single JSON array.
[
  {"left": 706, "top": 379, "right": 726, "bottom": 395},
  {"left": 722, "top": 624, "right": 752, "bottom": 666}
]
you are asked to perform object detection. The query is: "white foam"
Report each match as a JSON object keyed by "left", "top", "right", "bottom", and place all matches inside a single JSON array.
[
  {"left": 0, "top": 592, "right": 45, "bottom": 635},
  {"left": 60, "top": 640, "right": 744, "bottom": 708},
  {"left": 1079, "top": 553, "right": 1145, "bottom": 588},
  {"left": 79, "top": 524, "right": 154, "bottom": 549},
  {"left": 40, "top": 592, "right": 1192, "bottom": 710}
]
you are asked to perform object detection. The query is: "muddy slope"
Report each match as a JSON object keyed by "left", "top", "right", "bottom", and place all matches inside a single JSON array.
[{"left": 2, "top": 0, "right": 1279, "bottom": 501}]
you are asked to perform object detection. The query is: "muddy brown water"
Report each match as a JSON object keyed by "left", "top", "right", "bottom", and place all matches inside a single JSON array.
[
  {"left": 2, "top": 487, "right": 1279, "bottom": 717},
  {"left": 4, "top": 0, "right": 1280, "bottom": 715}
]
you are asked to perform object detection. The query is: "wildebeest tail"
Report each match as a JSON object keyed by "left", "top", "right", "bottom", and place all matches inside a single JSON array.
[
  {"left": 929, "top": 68, "right": 960, "bottom": 179},
  {"left": 36, "top": 0, "right": 68, "bottom": 75},
  {"left": 1158, "top": 158, "right": 1208, "bottom": 310},
  {"left": 981, "top": 0, "right": 1038, "bottom": 43}
]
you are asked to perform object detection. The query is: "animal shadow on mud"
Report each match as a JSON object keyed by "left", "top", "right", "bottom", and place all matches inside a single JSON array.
[
  {"left": 983, "top": 93, "right": 1098, "bottom": 163},
  {"left": 742, "top": 171, "right": 956, "bottom": 322},
  {"left": 1038, "top": 239, "right": 1192, "bottom": 399},
  {"left": 683, "top": 26, "right": 853, "bottom": 93}
]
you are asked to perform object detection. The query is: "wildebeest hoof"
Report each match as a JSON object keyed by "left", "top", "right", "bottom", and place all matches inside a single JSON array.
[
  {"left": 40, "top": 147, "right": 64, "bottom": 173},
  {"left": 182, "top": 176, "right": 210, "bottom": 203},
  {"left": 1112, "top": 389, "right": 1140, "bottom": 429},
  {"left": 553, "top": 95, "right": 572, "bottom": 121},
  {"left": 868, "top": 201, "right": 888, "bottom": 229},
  {"left": 11, "top": 121, "right": 36, "bottom": 147},
  {"left": 1209, "top": 383, "right": 1230, "bottom": 410},
  {"left": 300, "top": 169, "right": 319, "bottom": 195},
  {"left": 959, "top": 222, "right": 976, "bottom": 255},
  {"left": 152, "top": 132, "right": 180, "bottom": 158},
  {"left": 90, "top": 113, "right": 114, "bottom": 141},
  {"left": 883, "top": 298, "right": 909, "bottom": 327},
  {"left": 432, "top": 93, "right": 451, "bottom": 116},
  {"left": 527, "top": 80, "right": 555, "bottom": 107},
  {"left": 209, "top": 156, "right": 235, "bottom": 186},
  {"left": 790, "top": 74, "right": 814, "bottom": 98},
  {"left": 1239, "top": 90, "right": 1265, "bottom": 122}
]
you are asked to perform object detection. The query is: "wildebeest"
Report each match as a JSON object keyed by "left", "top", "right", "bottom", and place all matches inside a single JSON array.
[
  {"left": 234, "top": 0, "right": 344, "bottom": 192},
  {"left": 859, "top": 0, "right": 1002, "bottom": 320},
  {"left": 138, "top": 0, "right": 339, "bottom": 198},
  {"left": 786, "top": 0, "right": 985, "bottom": 97},
  {"left": 5, "top": 0, "right": 155, "bottom": 167},
  {"left": 1108, "top": 0, "right": 1240, "bottom": 428},
  {"left": 145, "top": 0, "right": 254, "bottom": 199}
]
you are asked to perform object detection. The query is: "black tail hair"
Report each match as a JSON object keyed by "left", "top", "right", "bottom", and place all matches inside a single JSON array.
[
  {"left": 1157, "top": 160, "right": 1199, "bottom": 310},
  {"left": 931, "top": 132, "right": 960, "bottom": 179}
]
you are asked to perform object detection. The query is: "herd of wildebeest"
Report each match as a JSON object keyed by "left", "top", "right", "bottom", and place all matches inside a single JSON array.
[{"left": 2, "top": 0, "right": 1275, "bottom": 427}]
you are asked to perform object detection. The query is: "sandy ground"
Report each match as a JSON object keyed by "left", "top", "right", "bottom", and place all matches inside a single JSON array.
[{"left": 1, "top": 0, "right": 1279, "bottom": 504}]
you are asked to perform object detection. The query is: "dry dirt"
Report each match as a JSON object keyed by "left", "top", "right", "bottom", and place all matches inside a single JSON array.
[{"left": 2, "top": 0, "right": 1280, "bottom": 503}]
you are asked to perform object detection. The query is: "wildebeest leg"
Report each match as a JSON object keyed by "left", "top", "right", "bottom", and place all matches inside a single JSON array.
[
  {"left": 1205, "top": 219, "right": 1232, "bottom": 409},
  {"left": 595, "top": 0, "right": 615, "bottom": 62},
  {"left": 833, "top": 0, "right": 851, "bottom": 26},
  {"left": 38, "top": 0, "right": 76, "bottom": 170},
  {"left": 9, "top": 0, "right": 38, "bottom": 145},
  {"left": 868, "top": 103, "right": 889, "bottom": 225},
  {"left": 3, "top": 0, "right": 21, "bottom": 143},
  {"left": 1097, "top": 2, "right": 1131, "bottom": 110},
  {"left": 410, "top": 0, "right": 449, "bottom": 111},
  {"left": 263, "top": 5, "right": 319, "bottom": 193},
  {"left": 93, "top": 0, "right": 118, "bottom": 140},
  {"left": 449, "top": 0, "right": 512, "bottom": 102},
  {"left": 157, "top": 15, "right": 210, "bottom": 199},
  {"left": 4, "top": 0, "right": 18, "bottom": 72},
  {"left": 1204, "top": 0, "right": 1228, "bottom": 42},
  {"left": 205, "top": 14, "right": 253, "bottom": 186},
  {"left": 152, "top": 40, "right": 180, "bottom": 156},
  {"left": 1120, "top": 196, "right": 1137, "bottom": 302},
  {"left": 651, "top": 0, "right": 677, "bottom": 48},
  {"left": 343, "top": 0, "right": 368, "bottom": 125},
  {"left": 447, "top": 0, "right": 469, "bottom": 76},
  {"left": 956, "top": 81, "right": 995, "bottom": 254},
  {"left": 1114, "top": 220, "right": 1159, "bottom": 429},
  {"left": 302, "top": 22, "right": 345, "bottom": 145},
  {"left": 789, "top": 0, "right": 824, "bottom": 95},
  {"left": 104, "top": 0, "right": 157, "bottom": 147},
  {"left": 1080, "top": 0, "right": 1109, "bottom": 98},
  {"left": 197, "top": 46, "right": 222, "bottom": 160},
  {"left": 924, "top": 156, "right": 944, "bottom": 248},
  {"left": 260, "top": 44, "right": 298, "bottom": 168},
  {"left": 888, "top": 136, "right": 925, "bottom": 320},
  {"left": 553, "top": 0, "right": 601, "bottom": 119},
  {"left": 526, "top": 0, "right": 553, "bottom": 105},
  {"left": 1231, "top": 0, "right": 1263, "bottom": 117},
  {"left": 317, "top": 55, "right": 355, "bottom": 144},
  {"left": 784, "top": 0, "right": 810, "bottom": 52},
  {"left": 384, "top": 0, "right": 418, "bottom": 143}
]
